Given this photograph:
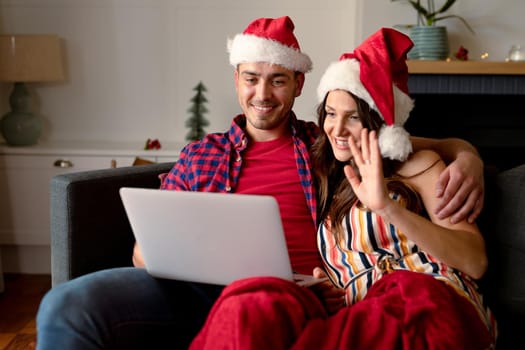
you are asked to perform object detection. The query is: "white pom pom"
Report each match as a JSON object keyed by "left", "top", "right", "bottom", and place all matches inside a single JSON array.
[{"left": 378, "top": 125, "right": 412, "bottom": 161}]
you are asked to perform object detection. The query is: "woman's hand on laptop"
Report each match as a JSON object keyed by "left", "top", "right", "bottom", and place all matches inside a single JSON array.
[{"left": 132, "top": 242, "right": 146, "bottom": 268}]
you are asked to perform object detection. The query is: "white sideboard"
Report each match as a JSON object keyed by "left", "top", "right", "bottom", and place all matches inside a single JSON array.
[{"left": 0, "top": 140, "right": 184, "bottom": 275}]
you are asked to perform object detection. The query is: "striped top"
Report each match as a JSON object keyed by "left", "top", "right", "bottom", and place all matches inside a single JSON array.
[{"left": 318, "top": 193, "right": 497, "bottom": 335}]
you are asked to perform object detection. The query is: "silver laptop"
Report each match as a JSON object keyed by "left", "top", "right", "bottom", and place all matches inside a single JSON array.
[{"left": 119, "top": 187, "right": 295, "bottom": 285}]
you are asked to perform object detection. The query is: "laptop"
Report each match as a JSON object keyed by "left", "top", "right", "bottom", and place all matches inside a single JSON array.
[{"left": 119, "top": 187, "right": 297, "bottom": 286}]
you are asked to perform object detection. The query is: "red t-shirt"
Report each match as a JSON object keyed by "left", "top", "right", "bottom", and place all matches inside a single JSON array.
[{"left": 235, "top": 135, "right": 320, "bottom": 274}]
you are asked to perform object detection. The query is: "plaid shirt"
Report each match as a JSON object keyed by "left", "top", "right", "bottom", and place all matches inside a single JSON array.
[{"left": 161, "top": 113, "right": 320, "bottom": 225}]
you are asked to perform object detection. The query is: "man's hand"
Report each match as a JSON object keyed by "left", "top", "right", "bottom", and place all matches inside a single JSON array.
[
  {"left": 434, "top": 151, "right": 484, "bottom": 224},
  {"left": 132, "top": 242, "right": 146, "bottom": 268},
  {"left": 307, "top": 267, "right": 345, "bottom": 314}
]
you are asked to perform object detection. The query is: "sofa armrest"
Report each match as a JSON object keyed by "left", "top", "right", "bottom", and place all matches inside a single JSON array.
[
  {"left": 480, "top": 163, "right": 525, "bottom": 348},
  {"left": 50, "top": 162, "right": 174, "bottom": 287}
]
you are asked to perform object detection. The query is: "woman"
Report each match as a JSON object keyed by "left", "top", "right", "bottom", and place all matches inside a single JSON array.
[
  {"left": 307, "top": 27, "right": 497, "bottom": 349},
  {"left": 190, "top": 28, "right": 497, "bottom": 350}
]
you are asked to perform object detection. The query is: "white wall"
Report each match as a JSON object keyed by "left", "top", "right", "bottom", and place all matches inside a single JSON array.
[
  {"left": 0, "top": 0, "right": 359, "bottom": 144},
  {"left": 361, "top": 0, "right": 524, "bottom": 62},
  {"left": 0, "top": 0, "right": 523, "bottom": 145}
]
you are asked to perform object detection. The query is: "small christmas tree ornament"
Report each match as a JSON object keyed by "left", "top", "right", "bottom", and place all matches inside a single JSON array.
[{"left": 185, "top": 81, "right": 210, "bottom": 141}]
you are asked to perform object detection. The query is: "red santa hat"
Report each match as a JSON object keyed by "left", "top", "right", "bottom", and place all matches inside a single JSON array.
[
  {"left": 317, "top": 28, "right": 415, "bottom": 161},
  {"left": 227, "top": 16, "right": 312, "bottom": 73}
]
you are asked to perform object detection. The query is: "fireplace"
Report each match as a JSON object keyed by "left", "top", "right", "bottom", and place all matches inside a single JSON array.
[{"left": 405, "top": 61, "right": 525, "bottom": 172}]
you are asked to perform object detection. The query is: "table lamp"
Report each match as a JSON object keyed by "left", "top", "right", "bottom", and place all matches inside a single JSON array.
[{"left": 0, "top": 34, "right": 65, "bottom": 146}]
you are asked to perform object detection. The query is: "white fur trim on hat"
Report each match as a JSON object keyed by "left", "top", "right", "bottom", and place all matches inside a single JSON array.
[
  {"left": 317, "top": 59, "right": 414, "bottom": 124},
  {"left": 227, "top": 34, "right": 313, "bottom": 73},
  {"left": 317, "top": 59, "right": 374, "bottom": 106}
]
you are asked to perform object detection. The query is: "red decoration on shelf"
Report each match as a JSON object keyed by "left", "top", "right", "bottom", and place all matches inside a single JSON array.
[
  {"left": 455, "top": 46, "right": 469, "bottom": 61},
  {"left": 144, "top": 138, "right": 161, "bottom": 150}
]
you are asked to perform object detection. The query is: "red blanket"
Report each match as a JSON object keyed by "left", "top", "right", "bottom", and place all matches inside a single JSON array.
[
  {"left": 190, "top": 271, "right": 494, "bottom": 350},
  {"left": 189, "top": 276, "right": 327, "bottom": 350}
]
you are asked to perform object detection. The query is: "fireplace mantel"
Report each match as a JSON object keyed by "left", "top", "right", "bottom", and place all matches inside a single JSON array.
[
  {"left": 407, "top": 60, "right": 525, "bottom": 75},
  {"left": 405, "top": 61, "right": 524, "bottom": 171},
  {"left": 407, "top": 61, "right": 525, "bottom": 95}
]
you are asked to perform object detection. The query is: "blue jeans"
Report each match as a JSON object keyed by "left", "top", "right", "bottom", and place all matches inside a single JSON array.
[{"left": 36, "top": 267, "right": 224, "bottom": 349}]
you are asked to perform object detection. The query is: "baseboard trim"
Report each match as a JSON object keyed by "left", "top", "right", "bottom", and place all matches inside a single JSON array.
[{"left": 0, "top": 245, "right": 50, "bottom": 274}]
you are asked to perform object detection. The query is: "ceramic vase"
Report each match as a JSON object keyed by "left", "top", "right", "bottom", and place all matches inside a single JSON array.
[{"left": 408, "top": 26, "right": 449, "bottom": 60}]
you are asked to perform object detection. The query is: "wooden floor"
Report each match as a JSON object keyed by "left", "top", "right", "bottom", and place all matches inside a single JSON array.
[{"left": 0, "top": 274, "right": 51, "bottom": 350}]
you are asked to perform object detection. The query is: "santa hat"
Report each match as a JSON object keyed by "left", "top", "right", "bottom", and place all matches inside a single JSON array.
[
  {"left": 317, "top": 28, "right": 415, "bottom": 161},
  {"left": 227, "top": 16, "right": 312, "bottom": 73}
]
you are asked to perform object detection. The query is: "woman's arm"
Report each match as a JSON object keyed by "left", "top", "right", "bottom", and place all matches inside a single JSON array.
[
  {"left": 388, "top": 150, "right": 487, "bottom": 278},
  {"left": 347, "top": 131, "right": 487, "bottom": 279},
  {"left": 410, "top": 136, "right": 484, "bottom": 224}
]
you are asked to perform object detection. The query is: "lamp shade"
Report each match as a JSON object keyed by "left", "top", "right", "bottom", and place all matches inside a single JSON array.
[{"left": 0, "top": 34, "right": 65, "bottom": 82}]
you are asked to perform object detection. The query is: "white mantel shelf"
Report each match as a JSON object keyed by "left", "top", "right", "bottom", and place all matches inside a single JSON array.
[{"left": 0, "top": 140, "right": 186, "bottom": 157}]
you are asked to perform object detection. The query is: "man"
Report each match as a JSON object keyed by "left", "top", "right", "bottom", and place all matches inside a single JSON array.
[{"left": 36, "top": 16, "right": 485, "bottom": 349}]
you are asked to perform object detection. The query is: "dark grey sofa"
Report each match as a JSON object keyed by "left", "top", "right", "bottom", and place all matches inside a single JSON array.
[
  {"left": 50, "top": 162, "right": 174, "bottom": 286},
  {"left": 49, "top": 162, "right": 525, "bottom": 349}
]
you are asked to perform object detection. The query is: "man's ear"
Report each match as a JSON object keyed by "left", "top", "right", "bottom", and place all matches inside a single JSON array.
[{"left": 295, "top": 72, "right": 305, "bottom": 97}]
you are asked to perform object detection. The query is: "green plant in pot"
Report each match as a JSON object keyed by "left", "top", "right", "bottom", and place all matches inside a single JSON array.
[{"left": 392, "top": 0, "right": 474, "bottom": 60}]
